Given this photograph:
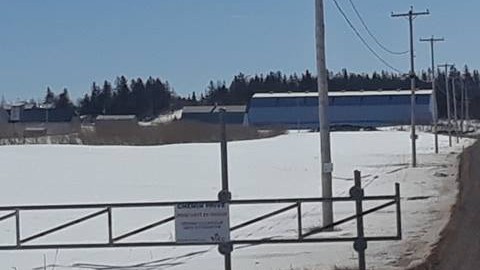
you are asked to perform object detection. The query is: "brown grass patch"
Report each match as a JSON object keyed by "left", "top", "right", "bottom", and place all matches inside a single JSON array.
[{"left": 80, "top": 121, "right": 285, "bottom": 145}]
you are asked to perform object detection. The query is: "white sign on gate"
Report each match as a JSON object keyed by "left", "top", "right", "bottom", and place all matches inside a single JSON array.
[{"left": 175, "top": 202, "right": 230, "bottom": 243}]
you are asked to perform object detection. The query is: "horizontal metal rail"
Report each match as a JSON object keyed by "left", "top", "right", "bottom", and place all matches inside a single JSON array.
[
  {"left": 0, "top": 235, "right": 401, "bottom": 251},
  {"left": 0, "top": 195, "right": 397, "bottom": 212}
]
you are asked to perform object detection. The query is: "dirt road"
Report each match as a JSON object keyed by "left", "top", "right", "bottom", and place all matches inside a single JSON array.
[{"left": 411, "top": 141, "right": 480, "bottom": 270}]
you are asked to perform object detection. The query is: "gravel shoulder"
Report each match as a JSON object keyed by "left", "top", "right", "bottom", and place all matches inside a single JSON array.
[{"left": 410, "top": 140, "right": 480, "bottom": 270}]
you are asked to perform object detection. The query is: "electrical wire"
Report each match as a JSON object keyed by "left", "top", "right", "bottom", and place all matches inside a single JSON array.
[
  {"left": 348, "top": 0, "right": 409, "bottom": 55},
  {"left": 331, "top": 0, "right": 403, "bottom": 73}
]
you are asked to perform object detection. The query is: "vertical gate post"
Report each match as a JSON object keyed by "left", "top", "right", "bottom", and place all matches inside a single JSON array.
[
  {"left": 297, "top": 202, "right": 303, "bottom": 239},
  {"left": 15, "top": 209, "right": 20, "bottom": 248},
  {"left": 218, "top": 108, "right": 233, "bottom": 270},
  {"left": 107, "top": 207, "right": 113, "bottom": 245},
  {"left": 218, "top": 108, "right": 232, "bottom": 202},
  {"left": 224, "top": 251, "right": 232, "bottom": 270},
  {"left": 395, "top": 183, "right": 402, "bottom": 239},
  {"left": 350, "top": 170, "right": 366, "bottom": 270}
]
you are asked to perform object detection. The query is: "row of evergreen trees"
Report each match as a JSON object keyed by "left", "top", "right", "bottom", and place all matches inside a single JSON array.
[
  {"left": 192, "top": 70, "right": 432, "bottom": 106},
  {"left": 77, "top": 76, "right": 172, "bottom": 119},
  {"left": 186, "top": 67, "right": 480, "bottom": 119},
  {"left": 41, "top": 67, "right": 480, "bottom": 120}
]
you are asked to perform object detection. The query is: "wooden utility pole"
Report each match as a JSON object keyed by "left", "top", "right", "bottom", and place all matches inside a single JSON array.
[
  {"left": 465, "top": 79, "right": 470, "bottom": 130},
  {"left": 460, "top": 78, "right": 465, "bottom": 133},
  {"left": 392, "top": 6, "right": 430, "bottom": 167},
  {"left": 452, "top": 74, "right": 459, "bottom": 143},
  {"left": 438, "top": 63, "right": 455, "bottom": 146},
  {"left": 420, "top": 36, "right": 444, "bottom": 154},
  {"left": 315, "top": 0, "right": 333, "bottom": 228}
]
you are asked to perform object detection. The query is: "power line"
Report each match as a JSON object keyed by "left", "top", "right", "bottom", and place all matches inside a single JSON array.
[
  {"left": 331, "top": 0, "right": 402, "bottom": 73},
  {"left": 348, "top": 0, "right": 409, "bottom": 56}
]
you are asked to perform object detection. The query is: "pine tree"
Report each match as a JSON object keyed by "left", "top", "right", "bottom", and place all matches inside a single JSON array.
[
  {"left": 131, "top": 78, "right": 147, "bottom": 118},
  {"left": 113, "top": 76, "right": 130, "bottom": 115},
  {"left": 90, "top": 82, "right": 102, "bottom": 115},
  {"left": 56, "top": 88, "right": 73, "bottom": 109},
  {"left": 45, "top": 87, "right": 55, "bottom": 104},
  {"left": 101, "top": 81, "right": 113, "bottom": 114},
  {"left": 299, "top": 70, "right": 317, "bottom": 92},
  {"left": 229, "top": 73, "right": 250, "bottom": 104},
  {"left": 191, "top": 92, "right": 197, "bottom": 103},
  {"left": 79, "top": 94, "right": 91, "bottom": 115}
]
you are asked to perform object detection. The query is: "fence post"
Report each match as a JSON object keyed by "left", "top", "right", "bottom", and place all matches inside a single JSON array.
[
  {"left": 351, "top": 170, "right": 366, "bottom": 270},
  {"left": 218, "top": 108, "right": 233, "bottom": 270}
]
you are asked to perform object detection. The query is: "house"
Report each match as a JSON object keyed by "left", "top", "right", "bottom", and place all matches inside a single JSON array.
[
  {"left": 5, "top": 103, "right": 75, "bottom": 123},
  {"left": 181, "top": 105, "right": 246, "bottom": 125},
  {"left": 246, "top": 90, "right": 434, "bottom": 128},
  {"left": 0, "top": 103, "right": 78, "bottom": 137}
]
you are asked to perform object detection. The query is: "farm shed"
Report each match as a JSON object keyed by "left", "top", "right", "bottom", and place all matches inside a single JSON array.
[{"left": 95, "top": 115, "right": 139, "bottom": 132}]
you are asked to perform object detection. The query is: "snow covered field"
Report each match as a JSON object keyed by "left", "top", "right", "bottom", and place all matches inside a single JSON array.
[{"left": 0, "top": 131, "right": 473, "bottom": 270}]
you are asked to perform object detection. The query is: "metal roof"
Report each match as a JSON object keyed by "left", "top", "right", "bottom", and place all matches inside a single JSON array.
[
  {"left": 253, "top": 90, "right": 433, "bottom": 98},
  {"left": 5, "top": 103, "right": 46, "bottom": 110},
  {"left": 24, "top": 127, "right": 47, "bottom": 131},
  {"left": 182, "top": 105, "right": 246, "bottom": 114},
  {"left": 96, "top": 115, "right": 137, "bottom": 121}
]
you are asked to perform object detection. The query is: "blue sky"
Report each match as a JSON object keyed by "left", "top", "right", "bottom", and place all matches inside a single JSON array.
[{"left": 0, "top": 0, "right": 476, "bottom": 101}]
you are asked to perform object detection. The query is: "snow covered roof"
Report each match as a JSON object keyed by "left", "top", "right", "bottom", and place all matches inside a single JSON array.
[
  {"left": 8, "top": 102, "right": 35, "bottom": 109},
  {"left": 24, "top": 103, "right": 35, "bottom": 109},
  {"left": 5, "top": 103, "right": 41, "bottom": 110},
  {"left": 37, "top": 103, "right": 55, "bottom": 109},
  {"left": 182, "top": 105, "right": 246, "bottom": 114},
  {"left": 24, "top": 127, "right": 47, "bottom": 131},
  {"left": 96, "top": 115, "right": 137, "bottom": 121},
  {"left": 253, "top": 89, "right": 433, "bottom": 98}
]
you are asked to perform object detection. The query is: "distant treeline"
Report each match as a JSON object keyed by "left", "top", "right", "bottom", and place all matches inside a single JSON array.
[
  {"left": 41, "top": 67, "right": 480, "bottom": 120},
  {"left": 77, "top": 76, "right": 172, "bottom": 119},
  {"left": 194, "top": 70, "right": 431, "bottom": 106},
  {"left": 187, "top": 67, "right": 480, "bottom": 119}
]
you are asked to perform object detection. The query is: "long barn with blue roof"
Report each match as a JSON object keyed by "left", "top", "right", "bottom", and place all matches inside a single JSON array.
[{"left": 246, "top": 90, "right": 434, "bottom": 128}]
